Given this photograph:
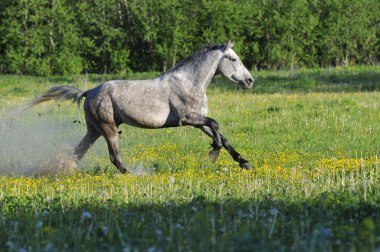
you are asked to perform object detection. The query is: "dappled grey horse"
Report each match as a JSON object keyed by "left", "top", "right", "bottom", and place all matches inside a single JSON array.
[{"left": 29, "top": 41, "right": 254, "bottom": 172}]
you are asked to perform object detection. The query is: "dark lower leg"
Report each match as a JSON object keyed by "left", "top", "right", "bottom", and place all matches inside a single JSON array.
[
  {"left": 198, "top": 124, "right": 222, "bottom": 163},
  {"left": 185, "top": 113, "right": 250, "bottom": 169},
  {"left": 220, "top": 134, "right": 251, "bottom": 169},
  {"left": 209, "top": 139, "right": 221, "bottom": 163},
  {"left": 184, "top": 113, "right": 222, "bottom": 145},
  {"left": 74, "top": 130, "right": 100, "bottom": 161},
  {"left": 200, "top": 126, "right": 251, "bottom": 169}
]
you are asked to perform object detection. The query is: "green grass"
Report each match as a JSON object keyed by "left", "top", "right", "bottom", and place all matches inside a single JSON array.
[{"left": 0, "top": 66, "right": 380, "bottom": 251}]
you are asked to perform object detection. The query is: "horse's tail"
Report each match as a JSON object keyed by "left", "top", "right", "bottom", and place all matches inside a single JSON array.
[{"left": 27, "top": 85, "right": 87, "bottom": 108}]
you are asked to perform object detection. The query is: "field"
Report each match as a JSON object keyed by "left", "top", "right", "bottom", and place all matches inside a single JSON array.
[{"left": 0, "top": 66, "right": 380, "bottom": 251}]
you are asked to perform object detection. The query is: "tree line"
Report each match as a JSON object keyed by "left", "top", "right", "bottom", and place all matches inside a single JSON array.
[{"left": 0, "top": 0, "right": 379, "bottom": 76}]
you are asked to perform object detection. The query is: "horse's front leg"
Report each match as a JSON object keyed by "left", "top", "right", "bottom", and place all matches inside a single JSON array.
[
  {"left": 198, "top": 126, "right": 222, "bottom": 163},
  {"left": 183, "top": 112, "right": 251, "bottom": 169},
  {"left": 220, "top": 133, "right": 251, "bottom": 169},
  {"left": 200, "top": 126, "right": 251, "bottom": 169},
  {"left": 182, "top": 112, "right": 223, "bottom": 162}
]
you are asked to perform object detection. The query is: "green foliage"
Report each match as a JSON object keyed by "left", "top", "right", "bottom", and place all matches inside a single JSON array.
[
  {"left": 0, "top": 0, "right": 379, "bottom": 75},
  {"left": 74, "top": 0, "right": 131, "bottom": 74},
  {"left": 315, "top": 0, "right": 380, "bottom": 66},
  {"left": 0, "top": 0, "right": 84, "bottom": 75}
]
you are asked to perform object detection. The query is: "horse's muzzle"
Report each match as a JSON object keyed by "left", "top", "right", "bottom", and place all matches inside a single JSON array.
[{"left": 240, "top": 78, "right": 254, "bottom": 89}]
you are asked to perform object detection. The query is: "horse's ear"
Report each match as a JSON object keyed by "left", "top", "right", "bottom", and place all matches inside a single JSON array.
[
  {"left": 227, "top": 40, "right": 234, "bottom": 49},
  {"left": 222, "top": 41, "right": 234, "bottom": 51}
]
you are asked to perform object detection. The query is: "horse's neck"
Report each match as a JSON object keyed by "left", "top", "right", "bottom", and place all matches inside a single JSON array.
[{"left": 184, "top": 50, "right": 223, "bottom": 91}]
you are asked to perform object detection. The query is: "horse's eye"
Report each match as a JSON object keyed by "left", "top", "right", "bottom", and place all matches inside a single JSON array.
[{"left": 231, "top": 58, "right": 237, "bottom": 62}]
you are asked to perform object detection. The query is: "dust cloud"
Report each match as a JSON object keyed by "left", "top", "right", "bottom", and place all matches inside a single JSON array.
[
  {"left": 0, "top": 104, "right": 157, "bottom": 176},
  {"left": 0, "top": 106, "right": 86, "bottom": 176}
]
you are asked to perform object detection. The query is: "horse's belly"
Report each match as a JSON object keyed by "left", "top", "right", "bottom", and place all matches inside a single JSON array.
[{"left": 119, "top": 109, "right": 172, "bottom": 129}]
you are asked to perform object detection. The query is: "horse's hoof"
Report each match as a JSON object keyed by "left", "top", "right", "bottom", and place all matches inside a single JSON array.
[
  {"left": 209, "top": 148, "right": 220, "bottom": 163},
  {"left": 240, "top": 161, "right": 252, "bottom": 170},
  {"left": 119, "top": 167, "right": 128, "bottom": 174}
]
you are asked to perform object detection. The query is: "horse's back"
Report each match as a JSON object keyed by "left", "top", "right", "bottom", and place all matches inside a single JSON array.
[{"left": 85, "top": 79, "right": 174, "bottom": 128}]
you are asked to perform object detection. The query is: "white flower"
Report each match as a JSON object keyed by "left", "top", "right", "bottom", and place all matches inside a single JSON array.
[
  {"left": 36, "top": 220, "right": 43, "bottom": 229},
  {"left": 122, "top": 246, "right": 131, "bottom": 252},
  {"left": 169, "top": 176, "right": 175, "bottom": 185},
  {"left": 6, "top": 241, "right": 14, "bottom": 250},
  {"left": 102, "top": 226, "right": 110, "bottom": 235},
  {"left": 42, "top": 209, "right": 49, "bottom": 217},
  {"left": 270, "top": 208, "right": 279, "bottom": 216},
  {"left": 81, "top": 211, "right": 92, "bottom": 221}
]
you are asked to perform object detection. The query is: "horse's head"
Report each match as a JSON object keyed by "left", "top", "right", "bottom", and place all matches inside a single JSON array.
[{"left": 217, "top": 41, "right": 254, "bottom": 89}]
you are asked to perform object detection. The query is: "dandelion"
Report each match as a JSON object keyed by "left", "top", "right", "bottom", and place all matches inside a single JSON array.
[
  {"left": 270, "top": 208, "right": 279, "bottom": 216},
  {"left": 318, "top": 227, "right": 333, "bottom": 238},
  {"left": 155, "top": 229, "right": 163, "bottom": 239},
  {"left": 122, "top": 246, "right": 131, "bottom": 252},
  {"left": 81, "top": 211, "right": 92, "bottom": 221},
  {"left": 147, "top": 246, "right": 157, "bottom": 252},
  {"left": 175, "top": 223, "right": 182, "bottom": 229},
  {"left": 36, "top": 221, "right": 43, "bottom": 229},
  {"left": 5, "top": 241, "right": 14, "bottom": 250},
  {"left": 102, "top": 226, "right": 110, "bottom": 235},
  {"left": 169, "top": 176, "right": 175, "bottom": 185},
  {"left": 42, "top": 209, "right": 49, "bottom": 217},
  {"left": 42, "top": 241, "right": 54, "bottom": 251}
]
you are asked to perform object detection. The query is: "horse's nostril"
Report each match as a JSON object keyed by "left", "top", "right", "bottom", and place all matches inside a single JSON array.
[{"left": 246, "top": 78, "right": 253, "bottom": 84}]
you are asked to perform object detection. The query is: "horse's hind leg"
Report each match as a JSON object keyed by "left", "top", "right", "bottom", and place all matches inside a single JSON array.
[
  {"left": 101, "top": 123, "right": 128, "bottom": 173},
  {"left": 74, "top": 126, "right": 100, "bottom": 162}
]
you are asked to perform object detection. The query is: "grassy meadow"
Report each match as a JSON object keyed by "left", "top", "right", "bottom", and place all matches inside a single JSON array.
[{"left": 0, "top": 66, "right": 380, "bottom": 251}]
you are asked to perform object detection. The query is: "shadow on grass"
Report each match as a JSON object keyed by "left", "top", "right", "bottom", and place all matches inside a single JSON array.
[{"left": 1, "top": 193, "right": 379, "bottom": 251}]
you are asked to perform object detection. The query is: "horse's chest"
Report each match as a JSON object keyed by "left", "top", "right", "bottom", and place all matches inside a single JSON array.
[
  {"left": 200, "top": 95, "right": 209, "bottom": 116},
  {"left": 184, "top": 92, "right": 208, "bottom": 115},
  {"left": 186, "top": 92, "right": 204, "bottom": 107}
]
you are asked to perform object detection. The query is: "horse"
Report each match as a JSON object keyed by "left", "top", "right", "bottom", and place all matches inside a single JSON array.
[{"left": 28, "top": 41, "right": 254, "bottom": 173}]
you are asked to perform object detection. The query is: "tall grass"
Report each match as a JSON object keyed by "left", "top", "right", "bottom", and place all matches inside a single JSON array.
[{"left": 0, "top": 66, "right": 379, "bottom": 251}]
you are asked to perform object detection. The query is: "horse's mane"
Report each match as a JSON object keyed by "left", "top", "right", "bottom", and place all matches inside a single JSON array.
[{"left": 167, "top": 44, "right": 224, "bottom": 73}]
